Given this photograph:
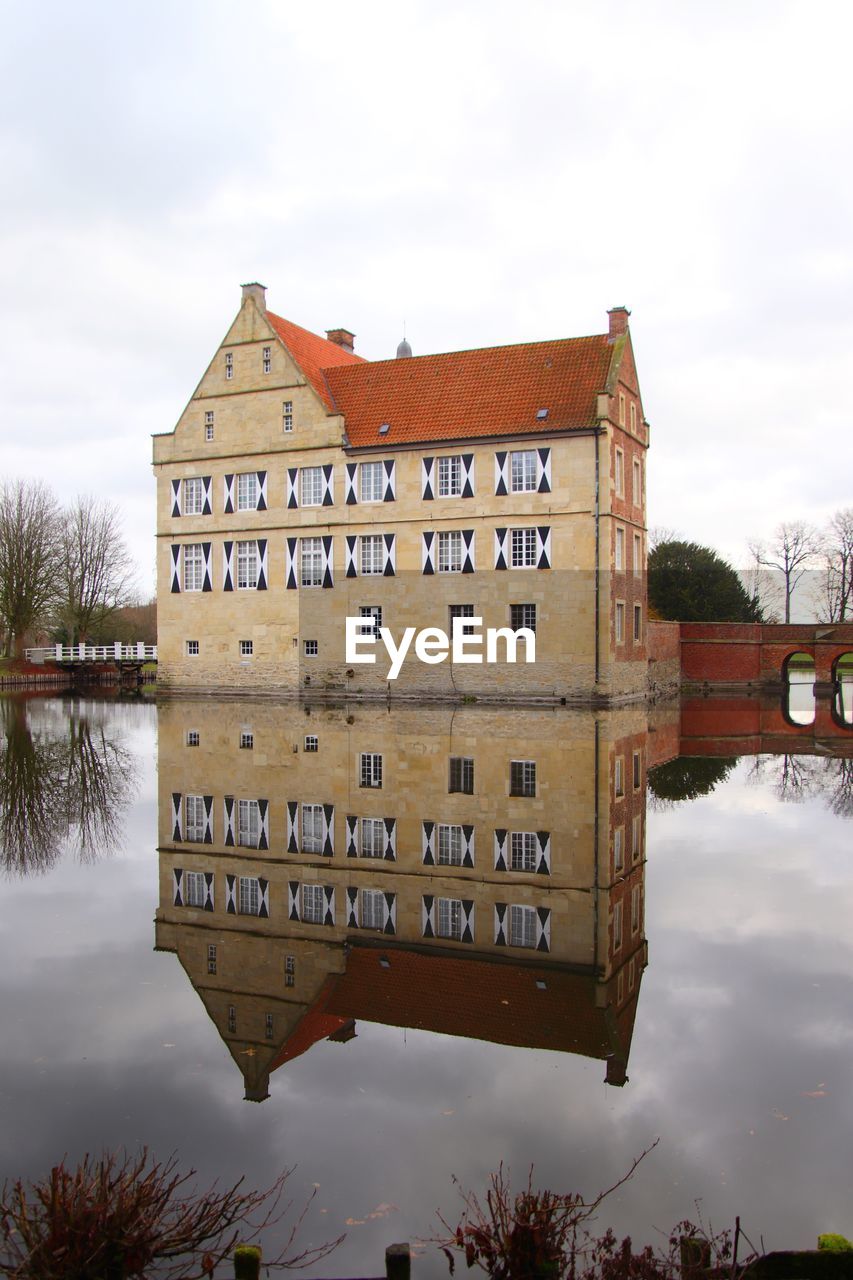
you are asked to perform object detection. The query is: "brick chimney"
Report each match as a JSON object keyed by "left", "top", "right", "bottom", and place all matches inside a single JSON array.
[
  {"left": 241, "top": 282, "right": 267, "bottom": 312},
  {"left": 326, "top": 328, "right": 355, "bottom": 353},
  {"left": 607, "top": 306, "right": 630, "bottom": 340}
]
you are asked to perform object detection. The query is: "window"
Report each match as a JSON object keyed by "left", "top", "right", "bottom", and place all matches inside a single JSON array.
[
  {"left": 632, "top": 815, "right": 642, "bottom": 862},
  {"left": 448, "top": 757, "right": 474, "bottom": 794},
  {"left": 183, "top": 477, "right": 205, "bottom": 515},
  {"left": 633, "top": 604, "right": 642, "bottom": 643},
  {"left": 615, "top": 527, "right": 625, "bottom": 571},
  {"left": 438, "top": 824, "right": 463, "bottom": 865},
  {"left": 633, "top": 533, "right": 642, "bottom": 577},
  {"left": 300, "top": 538, "right": 323, "bottom": 587},
  {"left": 185, "top": 870, "right": 206, "bottom": 906},
  {"left": 285, "top": 954, "right": 295, "bottom": 987},
  {"left": 619, "top": 393, "right": 626, "bottom": 426},
  {"left": 283, "top": 400, "right": 293, "bottom": 433},
  {"left": 360, "top": 817, "right": 385, "bottom": 858},
  {"left": 262, "top": 346, "right": 271, "bottom": 374},
  {"left": 510, "top": 832, "right": 537, "bottom": 872},
  {"left": 265, "top": 1012, "right": 274, "bottom": 1039},
  {"left": 509, "top": 904, "right": 536, "bottom": 948},
  {"left": 238, "top": 799, "right": 260, "bottom": 848},
  {"left": 510, "top": 760, "right": 536, "bottom": 797},
  {"left": 239, "top": 641, "right": 253, "bottom": 658},
  {"left": 614, "top": 826, "right": 624, "bottom": 872},
  {"left": 438, "top": 454, "right": 462, "bottom": 497},
  {"left": 614, "top": 448, "right": 624, "bottom": 497},
  {"left": 304, "top": 640, "right": 318, "bottom": 656},
  {"left": 510, "top": 603, "right": 537, "bottom": 633},
  {"left": 632, "top": 751, "right": 642, "bottom": 789},
  {"left": 614, "top": 757, "right": 624, "bottom": 797},
  {"left": 304, "top": 734, "right": 319, "bottom": 752},
  {"left": 205, "top": 410, "right": 214, "bottom": 441},
  {"left": 301, "top": 804, "right": 323, "bottom": 854},
  {"left": 510, "top": 450, "right": 537, "bottom": 493},
  {"left": 511, "top": 528, "right": 537, "bottom": 568},
  {"left": 360, "top": 605, "right": 382, "bottom": 638},
  {"left": 186, "top": 640, "right": 199, "bottom": 656},
  {"left": 237, "top": 540, "right": 259, "bottom": 590},
  {"left": 631, "top": 884, "right": 641, "bottom": 933},
  {"left": 360, "top": 534, "right": 384, "bottom": 575},
  {"left": 186, "top": 730, "right": 200, "bottom": 747},
  {"left": 185, "top": 795, "right": 206, "bottom": 842},
  {"left": 630, "top": 401, "right": 637, "bottom": 433},
  {"left": 633, "top": 457, "right": 642, "bottom": 505},
  {"left": 301, "top": 466, "right": 324, "bottom": 507},
  {"left": 239, "top": 876, "right": 260, "bottom": 915},
  {"left": 225, "top": 352, "right": 233, "bottom": 380},
  {"left": 449, "top": 603, "right": 474, "bottom": 624},
  {"left": 301, "top": 883, "right": 325, "bottom": 923},
  {"left": 628, "top": 958, "right": 635, "bottom": 992},
  {"left": 437, "top": 897, "right": 463, "bottom": 940},
  {"left": 227, "top": 1006, "right": 237, "bottom": 1033},
  {"left": 237, "top": 472, "right": 258, "bottom": 510},
  {"left": 239, "top": 730, "right": 254, "bottom": 749},
  {"left": 183, "top": 544, "right": 204, "bottom": 592},
  {"left": 361, "top": 888, "right": 386, "bottom": 930},
  {"left": 207, "top": 944, "right": 217, "bottom": 975},
  {"left": 360, "top": 753, "right": 383, "bottom": 788},
  {"left": 615, "top": 601, "right": 625, "bottom": 644},
  {"left": 359, "top": 461, "right": 384, "bottom": 502},
  {"left": 438, "top": 530, "right": 462, "bottom": 573},
  {"left": 613, "top": 900, "right": 623, "bottom": 951}
]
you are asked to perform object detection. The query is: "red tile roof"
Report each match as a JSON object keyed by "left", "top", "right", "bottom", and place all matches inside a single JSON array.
[{"left": 266, "top": 311, "right": 366, "bottom": 411}]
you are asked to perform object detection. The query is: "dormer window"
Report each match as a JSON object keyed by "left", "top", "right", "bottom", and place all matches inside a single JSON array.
[
  {"left": 225, "top": 352, "right": 233, "bottom": 380},
  {"left": 262, "top": 346, "right": 271, "bottom": 374}
]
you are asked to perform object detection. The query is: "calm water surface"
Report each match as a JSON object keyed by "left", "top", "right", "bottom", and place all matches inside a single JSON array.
[{"left": 0, "top": 691, "right": 851, "bottom": 1276}]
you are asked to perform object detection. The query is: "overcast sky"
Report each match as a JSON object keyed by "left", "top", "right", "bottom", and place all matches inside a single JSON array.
[{"left": 1, "top": 0, "right": 851, "bottom": 592}]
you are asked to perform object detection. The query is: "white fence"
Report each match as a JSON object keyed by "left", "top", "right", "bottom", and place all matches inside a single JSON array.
[{"left": 25, "top": 643, "right": 157, "bottom": 665}]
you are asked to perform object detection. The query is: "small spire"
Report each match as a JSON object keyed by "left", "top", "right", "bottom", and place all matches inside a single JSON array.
[{"left": 396, "top": 322, "right": 412, "bottom": 359}]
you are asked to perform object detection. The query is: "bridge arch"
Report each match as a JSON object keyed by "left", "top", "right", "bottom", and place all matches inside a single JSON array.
[
  {"left": 782, "top": 651, "right": 816, "bottom": 727},
  {"left": 832, "top": 652, "right": 853, "bottom": 727}
]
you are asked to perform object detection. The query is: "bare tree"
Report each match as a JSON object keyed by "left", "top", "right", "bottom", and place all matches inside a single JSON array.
[
  {"left": 749, "top": 520, "right": 821, "bottom": 624},
  {"left": 0, "top": 479, "right": 63, "bottom": 658},
  {"left": 58, "top": 495, "right": 136, "bottom": 644},
  {"left": 816, "top": 507, "right": 853, "bottom": 623}
]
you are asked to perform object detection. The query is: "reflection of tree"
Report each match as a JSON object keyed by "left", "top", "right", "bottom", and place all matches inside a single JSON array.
[
  {"left": 820, "top": 758, "right": 853, "bottom": 819},
  {"left": 747, "top": 753, "right": 853, "bottom": 817},
  {"left": 0, "top": 700, "right": 137, "bottom": 876},
  {"left": 648, "top": 756, "right": 738, "bottom": 807}
]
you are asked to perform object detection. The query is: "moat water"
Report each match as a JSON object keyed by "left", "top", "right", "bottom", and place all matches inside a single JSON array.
[{"left": 0, "top": 690, "right": 851, "bottom": 1276}]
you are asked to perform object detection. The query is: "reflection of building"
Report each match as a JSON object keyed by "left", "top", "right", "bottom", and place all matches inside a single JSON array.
[
  {"left": 152, "top": 284, "right": 648, "bottom": 700},
  {"left": 154, "top": 702, "right": 648, "bottom": 1100}
]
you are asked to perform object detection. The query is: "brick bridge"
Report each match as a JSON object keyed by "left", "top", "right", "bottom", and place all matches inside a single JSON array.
[{"left": 678, "top": 622, "right": 853, "bottom": 687}]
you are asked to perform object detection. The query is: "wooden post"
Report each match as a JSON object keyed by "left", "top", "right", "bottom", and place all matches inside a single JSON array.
[{"left": 386, "top": 1242, "right": 411, "bottom": 1280}]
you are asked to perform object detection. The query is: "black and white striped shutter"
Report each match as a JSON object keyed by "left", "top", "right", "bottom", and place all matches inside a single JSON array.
[
  {"left": 202, "top": 476, "right": 212, "bottom": 515},
  {"left": 257, "top": 799, "right": 269, "bottom": 851},
  {"left": 258, "top": 877, "right": 270, "bottom": 918},
  {"left": 202, "top": 542, "right": 212, "bottom": 592},
  {"left": 346, "top": 886, "right": 359, "bottom": 927},
  {"left": 286, "top": 468, "right": 299, "bottom": 509},
  {"left": 223, "top": 542, "right": 234, "bottom": 591},
  {"left": 383, "top": 534, "right": 396, "bottom": 577},
  {"left": 537, "top": 906, "right": 551, "bottom": 952},
  {"left": 461, "top": 454, "right": 475, "bottom": 498},
  {"left": 256, "top": 471, "right": 267, "bottom": 511},
  {"left": 494, "top": 829, "right": 508, "bottom": 872},
  {"left": 536, "top": 831, "right": 551, "bottom": 875},
  {"left": 422, "top": 820, "right": 435, "bottom": 865},
  {"left": 494, "top": 528, "right": 509, "bottom": 570},
  {"left": 421, "top": 457, "right": 435, "bottom": 500},
  {"left": 383, "top": 892, "right": 396, "bottom": 935},
  {"left": 203, "top": 872, "right": 214, "bottom": 911},
  {"left": 225, "top": 874, "right": 236, "bottom": 914},
  {"left": 460, "top": 900, "right": 474, "bottom": 944},
  {"left": 203, "top": 796, "right": 214, "bottom": 845},
  {"left": 223, "top": 475, "right": 235, "bottom": 514},
  {"left": 223, "top": 797, "right": 235, "bottom": 847},
  {"left": 422, "top": 894, "right": 435, "bottom": 938},
  {"left": 322, "top": 805, "right": 335, "bottom": 856},
  {"left": 461, "top": 530, "right": 475, "bottom": 574},
  {"left": 382, "top": 460, "right": 395, "bottom": 501},
  {"left": 345, "top": 463, "right": 358, "bottom": 505},
  {"left": 172, "top": 868, "right": 183, "bottom": 906},
  {"left": 170, "top": 545, "right": 181, "bottom": 593},
  {"left": 536, "top": 527, "right": 552, "bottom": 570},
  {"left": 494, "top": 902, "right": 508, "bottom": 945},
  {"left": 171, "top": 793, "right": 183, "bottom": 842},
  {"left": 285, "top": 538, "right": 298, "bottom": 590},
  {"left": 345, "top": 815, "right": 359, "bottom": 857},
  {"left": 286, "top": 802, "right": 298, "bottom": 853},
  {"left": 171, "top": 479, "right": 182, "bottom": 518},
  {"left": 288, "top": 881, "right": 300, "bottom": 921},
  {"left": 384, "top": 818, "right": 396, "bottom": 861},
  {"left": 322, "top": 464, "right": 334, "bottom": 507},
  {"left": 461, "top": 824, "right": 475, "bottom": 868},
  {"left": 323, "top": 885, "right": 335, "bottom": 927},
  {"left": 256, "top": 539, "right": 268, "bottom": 590},
  {"left": 536, "top": 448, "right": 551, "bottom": 493},
  {"left": 345, "top": 536, "right": 357, "bottom": 579},
  {"left": 422, "top": 531, "right": 436, "bottom": 575},
  {"left": 494, "top": 452, "right": 509, "bottom": 496},
  {"left": 321, "top": 537, "right": 334, "bottom": 589}
]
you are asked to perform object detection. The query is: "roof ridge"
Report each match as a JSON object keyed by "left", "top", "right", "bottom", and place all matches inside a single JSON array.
[{"left": 320, "top": 331, "right": 610, "bottom": 371}]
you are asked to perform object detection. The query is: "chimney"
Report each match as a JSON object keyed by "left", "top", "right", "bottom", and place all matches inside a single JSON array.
[
  {"left": 326, "top": 328, "right": 355, "bottom": 353},
  {"left": 241, "top": 282, "right": 267, "bottom": 312},
  {"left": 607, "top": 306, "right": 630, "bottom": 340}
]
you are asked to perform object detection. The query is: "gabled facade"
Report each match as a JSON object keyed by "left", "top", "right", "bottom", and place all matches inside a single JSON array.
[{"left": 152, "top": 284, "right": 649, "bottom": 700}]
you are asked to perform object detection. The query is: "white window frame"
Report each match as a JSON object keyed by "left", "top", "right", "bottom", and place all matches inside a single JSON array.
[
  {"left": 360, "top": 753, "right": 383, "bottom": 789},
  {"left": 437, "top": 897, "right": 463, "bottom": 940},
  {"left": 304, "top": 734, "right": 319, "bottom": 752},
  {"left": 262, "top": 346, "right": 271, "bottom": 374},
  {"left": 360, "top": 605, "right": 382, "bottom": 637},
  {"left": 185, "top": 870, "right": 207, "bottom": 907},
  {"left": 438, "top": 454, "right": 462, "bottom": 497},
  {"left": 359, "top": 461, "right": 384, "bottom": 503},
  {"left": 301, "top": 803, "right": 324, "bottom": 854},
  {"left": 237, "top": 472, "right": 259, "bottom": 511},
  {"left": 510, "top": 759, "right": 536, "bottom": 797},
  {"left": 304, "top": 639, "right": 319, "bottom": 656},
  {"left": 183, "top": 544, "right": 204, "bottom": 592},
  {"left": 225, "top": 351, "right": 233, "bottom": 380},
  {"left": 185, "top": 795, "right": 206, "bottom": 843},
  {"left": 437, "top": 530, "right": 462, "bottom": 573},
  {"left": 510, "top": 450, "right": 537, "bottom": 493},
  {"left": 300, "top": 538, "right": 323, "bottom": 588},
  {"left": 448, "top": 756, "right": 474, "bottom": 794},
  {"left": 633, "top": 457, "right": 642, "bottom": 505},
  {"left": 615, "top": 526, "right": 625, "bottom": 572},
  {"left": 614, "top": 756, "right": 624, "bottom": 798},
  {"left": 633, "top": 603, "right": 642, "bottom": 643},
  {"left": 615, "top": 601, "right": 625, "bottom": 644},
  {"left": 239, "top": 876, "right": 260, "bottom": 915},
  {"left": 300, "top": 466, "right": 324, "bottom": 507},
  {"left": 183, "top": 477, "right": 205, "bottom": 515},
  {"left": 186, "top": 640, "right": 199, "bottom": 656},
  {"left": 630, "top": 401, "right": 637, "bottom": 433},
  {"left": 509, "top": 904, "right": 536, "bottom": 948},
  {"left": 360, "top": 534, "right": 384, "bottom": 576},
  {"left": 283, "top": 400, "right": 293, "bottom": 433},
  {"left": 614, "top": 826, "right": 624, "bottom": 872},
  {"left": 615, "top": 447, "right": 625, "bottom": 498},
  {"left": 510, "top": 528, "right": 537, "bottom": 568},
  {"left": 437, "top": 823, "right": 463, "bottom": 866},
  {"left": 361, "top": 888, "right": 386, "bottom": 930},
  {"left": 360, "top": 817, "right": 385, "bottom": 858},
  {"left": 238, "top": 799, "right": 261, "bottom": 848},
  {"left": 301, "top": 883, "right": 325, "bottom": 923},
  {"left": 510, "top": 603, "right": 536, "bottom": 632},
  {"left": 237, "top": 540, "right": 259, "bottom": 590},
  {"left": 510, "top": 831, "right": 537, "bottom": 872},
  {"left": 186, "top": 730, "right": 200, "bottom": 747},
  {"left": 633, "top": 532, "right": 642, "bottom": 577},
  {"left": 204, "top": 410, "right": 214, "bottom": 441},
  {"left": 239, "top": 641, "right": 253, "bottom": 658}
]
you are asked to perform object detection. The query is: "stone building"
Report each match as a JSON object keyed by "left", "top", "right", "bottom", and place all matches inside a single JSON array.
[
  {"left": 153, "top": 701, "right": 648, "bottom": 1100},
  {"left": 152, "top": 284, "right": 649, "bottom": 700}
]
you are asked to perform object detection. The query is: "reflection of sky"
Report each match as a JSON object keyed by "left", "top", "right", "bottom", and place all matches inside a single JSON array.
[{"left": 1, "top": 706, "right": 852, "bottom": 1277}]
